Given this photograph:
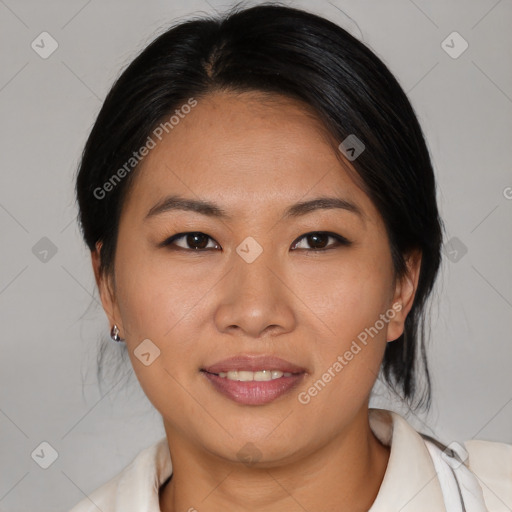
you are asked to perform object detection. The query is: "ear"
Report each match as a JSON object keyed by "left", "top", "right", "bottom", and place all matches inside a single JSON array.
[
  {"left": 91, "top": 241, "right": 124, "bottom": 338},
  {"left": 386, "top": 249, "right": 422, "bottom": 342}
]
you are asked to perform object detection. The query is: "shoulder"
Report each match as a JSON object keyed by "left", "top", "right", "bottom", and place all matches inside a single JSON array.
[
  {"left": 67, "top": 436, "right": 171, "bottom": 512},
  {"left": 67, "top": 472, "right": 120, "bottom": 512},
  {"left": 464, "top": 439, "right": 512, "bottom": 511}
]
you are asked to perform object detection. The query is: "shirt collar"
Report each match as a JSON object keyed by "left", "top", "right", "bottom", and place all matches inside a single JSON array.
[{"left": 368, "top": 408, "right": 446, "bottom": 511}]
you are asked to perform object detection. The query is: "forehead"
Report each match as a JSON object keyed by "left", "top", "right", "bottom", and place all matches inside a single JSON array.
[{"left": 122, "top": 90, "right": 374, "bottom": 222}]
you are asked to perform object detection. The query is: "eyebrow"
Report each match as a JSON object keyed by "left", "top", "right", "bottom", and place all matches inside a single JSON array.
[{"left": 144, "top": 194, "right": 365, "bottom": 222}]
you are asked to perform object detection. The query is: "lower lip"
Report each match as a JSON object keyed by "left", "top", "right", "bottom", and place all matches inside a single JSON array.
[{"left": 201, "top": 371, "right": 305, "bottom": 405}]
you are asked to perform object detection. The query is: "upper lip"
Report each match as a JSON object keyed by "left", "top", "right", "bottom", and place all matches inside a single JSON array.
[{"left": 202, "top": 355, "right": 307, "bottom": 374}]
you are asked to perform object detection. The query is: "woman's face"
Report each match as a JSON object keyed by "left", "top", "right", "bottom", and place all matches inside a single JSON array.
[{"left": 94, "top": 90, "right": 419, "bottom": 465}]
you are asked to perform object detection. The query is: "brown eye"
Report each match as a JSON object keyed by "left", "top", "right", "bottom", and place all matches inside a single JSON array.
[
  {"left": 291, "top": 231, "right": 351, "bottom": 251},
  {"left": 162, "top": 232, "right": 220, "bottom": 250}
]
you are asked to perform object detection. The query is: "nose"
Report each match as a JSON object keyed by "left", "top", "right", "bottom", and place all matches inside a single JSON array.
[{"left": 213, "top": 244, "right": 296, "bottom": 339}]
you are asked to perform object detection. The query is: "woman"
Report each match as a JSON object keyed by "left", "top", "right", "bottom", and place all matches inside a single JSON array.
[{"left": 69, "top": 3, "right": 511, "bottom": 511}]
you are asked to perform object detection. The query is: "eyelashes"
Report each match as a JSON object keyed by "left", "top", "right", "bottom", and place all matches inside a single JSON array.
[
  {"left": 161, "top": 232, "right": 219, "bottom": 251},
  {"left": 291, "top": 232, "right": 352, "bottom": 251},
  {"left": 159, "top": 231, "right": 353, "bottom": 252}
]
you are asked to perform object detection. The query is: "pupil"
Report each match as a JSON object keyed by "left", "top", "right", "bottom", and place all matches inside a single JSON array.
[
  {"left": 308, "top": 233, "right": 327, "bottom": 249},
  {"left": 189, "top": 233, "right": 208, "bottom": 249}
]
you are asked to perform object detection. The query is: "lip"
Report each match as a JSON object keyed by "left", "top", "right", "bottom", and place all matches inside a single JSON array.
[
  {"left": 201, "top": 355, "right": 307, "bottom": 374},
  {"left": 201, "top": 371, "right": 306, "bottom": 405},
  {"left": 201, "top": 355, "right": 307, "bottom": 405}
]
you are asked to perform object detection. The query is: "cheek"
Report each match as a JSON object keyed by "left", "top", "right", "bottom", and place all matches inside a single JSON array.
[
  {"left": 294, "top": 244, "right": 394, "bottom": 402},
  {"left": 112, "top": 244, "right": 219, "bottom": 401},
  {"left": 114, "top": 243, "right": 213, "bottom": 341},
  {"left": 113, "top": 251, "right": 208, "bottom": 414},
  {"left": 300, "top": 249, "right": 393, "bottom": 342},
  {"left": 294, "top": 263, "right": 392, "bottom": 426}
]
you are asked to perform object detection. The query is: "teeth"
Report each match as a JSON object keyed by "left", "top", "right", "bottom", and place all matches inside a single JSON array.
[{"left": 216, "top": 370, "right": 294, "bottom": 381}]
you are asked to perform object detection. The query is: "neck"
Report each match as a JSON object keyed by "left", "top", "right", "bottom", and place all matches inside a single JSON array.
[{"left": 159, "top": 407, "right": 390, "bottom": 512}]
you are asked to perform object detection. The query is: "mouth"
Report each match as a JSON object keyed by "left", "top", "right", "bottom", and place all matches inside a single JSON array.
[{"left": 200, "top": 355, "right": 307, "bottom": 405}]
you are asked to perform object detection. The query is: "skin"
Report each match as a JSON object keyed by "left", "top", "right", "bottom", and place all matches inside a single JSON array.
[{"left": 92, "top": 90, "right": 421, "bottom": 512}]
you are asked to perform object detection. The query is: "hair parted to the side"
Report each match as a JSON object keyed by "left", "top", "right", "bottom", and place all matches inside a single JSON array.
[{"left": 75, "top": 1, "right": 444, "bottom": 412}]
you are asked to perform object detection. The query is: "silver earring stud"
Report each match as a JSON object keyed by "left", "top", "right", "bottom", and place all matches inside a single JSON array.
[{"left": 110, "top": 324, "right": 124, "bottom": 342}]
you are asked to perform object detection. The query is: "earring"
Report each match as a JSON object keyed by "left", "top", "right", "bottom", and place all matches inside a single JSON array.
[{"left": 110, "top": 324, "right": 124, "bottom": 342}]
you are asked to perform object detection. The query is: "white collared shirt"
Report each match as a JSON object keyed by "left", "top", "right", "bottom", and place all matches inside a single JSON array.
[{"left": 68, "top": 408, "right": 512, "bottom": 512}]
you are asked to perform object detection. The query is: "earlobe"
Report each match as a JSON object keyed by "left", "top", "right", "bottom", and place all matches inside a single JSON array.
[{"left": 386, "top": 249, "right": 422, "bottom": 342}]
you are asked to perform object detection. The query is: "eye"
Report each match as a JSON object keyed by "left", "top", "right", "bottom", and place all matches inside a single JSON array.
[
  {"left": 161, "top": 232, "right": 220, "bottom": 251},
  {"left": 160, "top": 230, "right": 352, "bottom": 252},
  {"left": 291, "top": 231, "right": 352, "bottom": 251}
]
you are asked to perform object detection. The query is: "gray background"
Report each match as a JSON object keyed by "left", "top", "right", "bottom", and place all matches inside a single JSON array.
[{"left": 0, "top": 0, "right": 511, "bottom": 511}]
